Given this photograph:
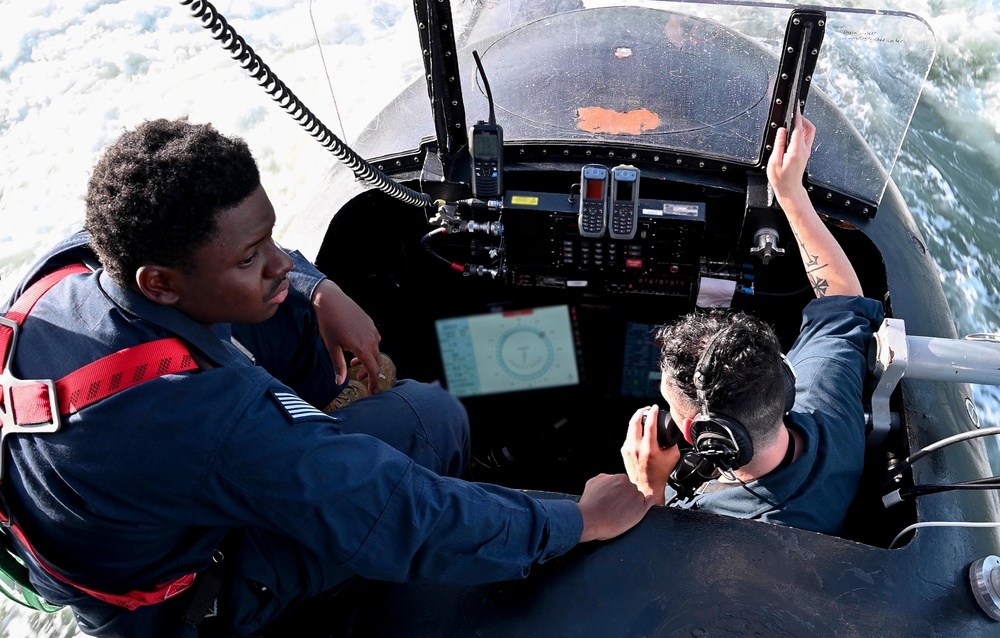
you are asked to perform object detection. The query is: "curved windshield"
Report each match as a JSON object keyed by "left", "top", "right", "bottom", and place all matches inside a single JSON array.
[
  {"left": 470, "top": 6, "right": 773, "bottom": 164},
  {"left": 351, "top": 0, "right": 935, "bottom": 206}
]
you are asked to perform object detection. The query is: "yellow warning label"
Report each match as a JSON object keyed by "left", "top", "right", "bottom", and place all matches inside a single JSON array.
[{"left": 510, "top": 196, "right": 539, "bottom": 206}]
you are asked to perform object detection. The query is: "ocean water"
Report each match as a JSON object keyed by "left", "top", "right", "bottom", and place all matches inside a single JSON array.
[{"left": 0, "top": 0, "right": 998, "bottom": 635}]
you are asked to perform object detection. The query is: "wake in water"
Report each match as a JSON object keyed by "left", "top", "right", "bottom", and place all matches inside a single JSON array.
[{"left": 890, "top": 1, "right": 1000, "bottom": 433}]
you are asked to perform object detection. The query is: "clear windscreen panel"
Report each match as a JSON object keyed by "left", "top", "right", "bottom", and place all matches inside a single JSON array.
[
  {"left": 806, "top": 7, "right": 936, "bottom": 204},
  {"left": 351, "top": 0, "right": 936, "bottom": 207}
]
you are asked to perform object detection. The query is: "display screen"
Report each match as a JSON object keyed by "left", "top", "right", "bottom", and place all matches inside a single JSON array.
[
  {"left": 620, "top": 321, "right": 662, "bottom": 398},
  {"left": 435, "top": 305, "right": 580, "bottom": 398},
  {"left": 614, "top": 178, "right": 634, "bottom": 202},
  {"left": 584, "top": 176, "right": 605, "bottom": 201},
  {"left": 473, "top": 131, "right": 498, "bottom": 159}
]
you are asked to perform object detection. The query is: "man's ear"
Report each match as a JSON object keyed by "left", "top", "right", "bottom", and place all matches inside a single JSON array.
[
  {"left": 135, "top": 265, "right": 182, "bottom": 306},
  {"left": 681, "top": 416, "right": 697, "bottom": 445}
]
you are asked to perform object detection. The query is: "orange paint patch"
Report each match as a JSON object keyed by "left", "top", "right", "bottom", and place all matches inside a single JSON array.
[{"left": 576, "top": 107, "right": 661, "bottom": 135}]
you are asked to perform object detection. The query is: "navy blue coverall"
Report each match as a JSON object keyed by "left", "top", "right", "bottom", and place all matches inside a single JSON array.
[{"left": 0, "top": 232, "right": 583, "bottom": 637}]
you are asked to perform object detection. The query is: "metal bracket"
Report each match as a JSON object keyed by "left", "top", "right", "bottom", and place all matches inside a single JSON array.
[
  {"left": 868, "top": 317, "right": 1000, "bottom": 445},
  {"left": 869, "top": 318, "right": 907, "bottom": 446},
  {"left": 759, "top": 7, "right": 827, "bottom": 168}
]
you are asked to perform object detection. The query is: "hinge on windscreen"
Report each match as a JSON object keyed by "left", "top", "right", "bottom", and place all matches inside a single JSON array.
[{"left": 760, "top": 7, "right": 827, "bottom": 168}]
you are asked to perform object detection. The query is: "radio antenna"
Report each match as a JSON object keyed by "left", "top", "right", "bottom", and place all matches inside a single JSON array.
[{"left": 472, "top": 50, "right": 496, "bottom": 125}]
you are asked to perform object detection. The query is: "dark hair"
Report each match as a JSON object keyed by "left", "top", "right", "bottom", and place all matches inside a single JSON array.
[
  {"left": 84, "top": 118, "right": 260, "bottom": 286},
  {"left": 656, "top": 310, "right": 786, "bottom": 447}
]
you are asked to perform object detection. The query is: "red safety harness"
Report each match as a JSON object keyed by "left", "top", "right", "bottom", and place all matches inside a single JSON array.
[{"left": 0, "top": 265, "right": 202, "bottom": 610}]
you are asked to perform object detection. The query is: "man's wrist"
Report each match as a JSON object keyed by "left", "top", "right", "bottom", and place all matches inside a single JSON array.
[
  {"left": 775, "top": 186, "right": 811, "bottom": 211},
  {"left": 310, "top": 278, "right": 337, "bottom": 306}
]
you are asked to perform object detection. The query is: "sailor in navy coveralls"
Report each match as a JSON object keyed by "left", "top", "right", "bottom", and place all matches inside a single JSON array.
[
  {"left": 621, "top": 114, "right": 884, "bottom": 536},
  {"left": 0, "top": 119, "right": 652, "bottom": 637}
]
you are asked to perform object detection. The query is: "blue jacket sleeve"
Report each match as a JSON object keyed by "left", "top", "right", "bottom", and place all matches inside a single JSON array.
[
  {"left": 201, "top": 374, "right": 584, "bottom": 586},
  {"left": 786, "top": 295, "right": 885, "bottom": 443},
  {"left": 284, "top": 247, "right": 326, "bottom": 302}
]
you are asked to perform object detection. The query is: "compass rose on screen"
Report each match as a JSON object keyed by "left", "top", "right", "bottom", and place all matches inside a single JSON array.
[{"left": 435, "top": 305, "right": 580, "bottom": 397}]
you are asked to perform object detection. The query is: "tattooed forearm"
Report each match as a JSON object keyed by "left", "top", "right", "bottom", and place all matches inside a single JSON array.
[
  {"left": 808, "top": 272, "right": 830, "bottom": 296},
  {"left": 796, "top": 238, "right": 832, "bottom": 297}
]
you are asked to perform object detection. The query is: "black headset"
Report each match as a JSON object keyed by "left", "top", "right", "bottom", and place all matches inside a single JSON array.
[{"left": 666, "top": 327, "right": 797, "bottom": 501}]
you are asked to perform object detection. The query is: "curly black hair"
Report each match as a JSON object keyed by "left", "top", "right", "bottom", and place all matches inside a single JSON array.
[
  {"left": 656, "top": 310, "right": 787, "bottom": 447},
  {"left": 84, "top": 118, "right": 260, "bottom": 286}
]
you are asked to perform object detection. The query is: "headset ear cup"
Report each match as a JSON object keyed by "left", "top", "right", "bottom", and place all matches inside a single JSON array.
[
  {"left": 690, "top": 413, "right": 754, "bottom": 469},
  {"left": 781, "top": 354, "right": 797, "bottom": 414}
]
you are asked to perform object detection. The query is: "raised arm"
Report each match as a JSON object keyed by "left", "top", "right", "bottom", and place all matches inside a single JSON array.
[{"left": 766, "top": 115, "right": 863, "bottom": 298}]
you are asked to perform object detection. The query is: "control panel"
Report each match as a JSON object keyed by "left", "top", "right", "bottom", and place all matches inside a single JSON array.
[{"left": 501, "top": 190, "right": 706, "bottom": 301}]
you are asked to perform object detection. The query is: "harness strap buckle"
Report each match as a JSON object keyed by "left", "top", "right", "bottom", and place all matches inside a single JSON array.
[{"left": 0, "top": 317, "right": 62, "bottom": 480}]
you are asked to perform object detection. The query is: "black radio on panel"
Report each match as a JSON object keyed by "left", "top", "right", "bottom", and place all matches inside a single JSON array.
[
  {"left": 609, "top": 165, "right": 640, "bottom": 240},
  {"left": 578, "top": 164, "right": 609, "bottom": 238}
]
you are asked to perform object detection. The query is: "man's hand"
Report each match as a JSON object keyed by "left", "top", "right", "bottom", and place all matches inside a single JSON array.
[
  {"left": 311, "top": 279, "right": 384, "bottom": 392},
  {"left": 620, "top": 405, "right": 680, "bottom": 506},
  {"left": 767, "top": 110, "right": 816, "bottom": 205},
  {"left": 577, "top": 473, "right": 656, "bottom": 542}
]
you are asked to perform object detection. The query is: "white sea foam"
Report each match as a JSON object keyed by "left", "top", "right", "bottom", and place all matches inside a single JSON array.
[{"left": 0, "top": 0, "right": 420, "bottom": 300}]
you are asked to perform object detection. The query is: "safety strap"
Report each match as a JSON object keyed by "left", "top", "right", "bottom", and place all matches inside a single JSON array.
[
  {"left": 0, "top": 264, "right": 92, "bottom": 374},
  {"left": 9, "top": 338, "right": 197, "bottom": 425},
  {"left": 0, "top": 264, "right": 202, "bottom": 610}
]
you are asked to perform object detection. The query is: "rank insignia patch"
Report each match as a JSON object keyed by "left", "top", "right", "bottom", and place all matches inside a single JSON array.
[{"left": 271, "top": 390, "right": 334, "bottom": 423}]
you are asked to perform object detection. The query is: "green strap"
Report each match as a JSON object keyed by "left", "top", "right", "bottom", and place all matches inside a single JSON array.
[{"left": 0, "top": 538, "right": 61, "bottom": 612}]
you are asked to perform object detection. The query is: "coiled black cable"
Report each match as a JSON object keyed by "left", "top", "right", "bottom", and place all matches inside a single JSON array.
[{"left": 179, "top": 0, "right": 433, "bottom": 209}]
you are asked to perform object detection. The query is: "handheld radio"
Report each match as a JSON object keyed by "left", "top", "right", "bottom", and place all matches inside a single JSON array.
[
  {"left": 578, "top": 164, "right": 609, "bottom": 238},
  {"left": 471, "top": 51, "right": 503, "bottom": 198},
  {"left": 643, "top": 409, "right": 684, "bottom": 449},
  {"left": 609, "top": 165, "right": 640, "bottom": 240}
]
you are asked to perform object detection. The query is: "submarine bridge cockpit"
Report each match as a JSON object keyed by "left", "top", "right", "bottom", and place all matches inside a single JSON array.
[
  {"left": 172, "top": 0, "right": 1000, "bottom": 628},
  {"left": 283, "top": 2, "right": 948, "bottom": 551},
  {"left": 176, "top": 0, "right": 987, "bottom": 553}
]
